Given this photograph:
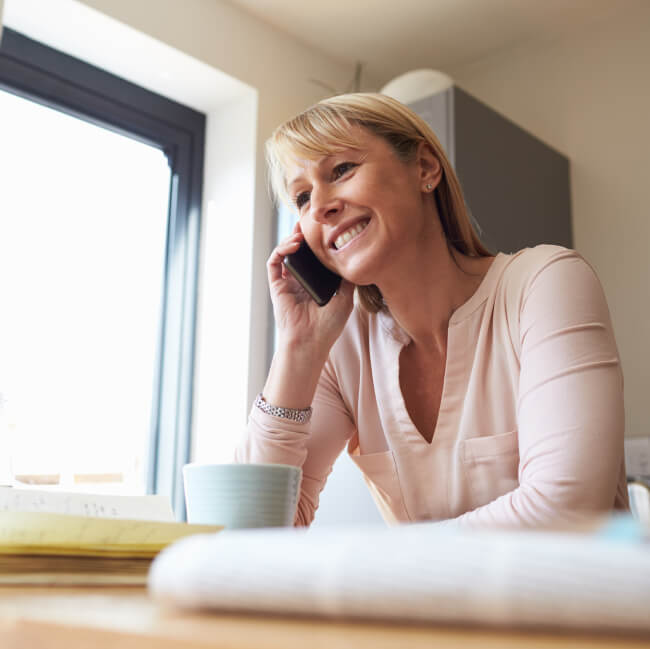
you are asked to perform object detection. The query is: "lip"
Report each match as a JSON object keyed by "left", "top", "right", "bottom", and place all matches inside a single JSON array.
[{"left": 326, "top": 216, "right": 371, "bottom": 250}]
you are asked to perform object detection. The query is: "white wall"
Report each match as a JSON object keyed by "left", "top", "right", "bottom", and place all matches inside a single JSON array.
[
  {"left": 450, "top": 5, "right": 650, "bottom": 437},
  {"left": 192, "top": 94, "right": 257, "bottom": 462},
  {"left": 63, "top": 0, "right": 374, "bottom": 461},
  {"left": 74, "top": 0, "right": 376, "bottom": 413},
  {"left": 0, "top": 0, "right": 385, "bottom": 523},
  {"left": 64, "top": 0, "right": 386, "bottom": 522}
]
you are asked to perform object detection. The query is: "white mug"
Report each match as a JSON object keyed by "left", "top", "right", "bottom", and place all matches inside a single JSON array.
[{"left": 183, "top": 463, "right": 301, "bottom": 529}]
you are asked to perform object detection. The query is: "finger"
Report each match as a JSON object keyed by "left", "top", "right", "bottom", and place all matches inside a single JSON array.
[
  {"left": 326, "top": 280, "right": 354, "bottom": 310},
  {"left": 335, "top": 279, "right": 355, "bottom": 301},
  {"left": 281, "top": 230, "right": 304, "bottom": 248},
  {"left": 267, "top": 238, "right": 302, "bottom": 283},
  {"left": 269, "top": 231, "right": 303, "bottom": 262}
]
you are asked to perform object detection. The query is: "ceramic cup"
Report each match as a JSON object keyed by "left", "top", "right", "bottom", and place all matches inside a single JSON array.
[{"left": 182, "top": 463, "right": 302, "bottom": 529}]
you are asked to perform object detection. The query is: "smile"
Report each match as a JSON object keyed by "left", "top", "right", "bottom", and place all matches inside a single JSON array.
[{"left": 333, "top": 220, "right": 369, "bottom": 250}]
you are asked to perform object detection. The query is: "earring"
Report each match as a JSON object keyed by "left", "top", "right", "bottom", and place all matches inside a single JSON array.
[{"left": 425, "top": 183, "right": 433, "bottom": 191}]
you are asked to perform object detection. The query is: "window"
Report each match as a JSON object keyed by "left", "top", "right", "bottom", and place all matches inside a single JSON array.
[{"left": 0, "top": 28, "right": 205, "bottom": 518}]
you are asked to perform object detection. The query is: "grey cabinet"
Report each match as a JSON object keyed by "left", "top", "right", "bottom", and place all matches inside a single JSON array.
[{"left": 409, "top": 87, "right": 572, "bottom": 254}]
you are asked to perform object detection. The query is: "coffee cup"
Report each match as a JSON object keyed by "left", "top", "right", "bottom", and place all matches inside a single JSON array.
[{"left": 182, "top": 463, "right": 301, "bottom": 529}]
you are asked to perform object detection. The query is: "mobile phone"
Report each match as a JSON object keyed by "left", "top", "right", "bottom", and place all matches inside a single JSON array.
[{"left": 284, "top": 240, "right": 342, "bottom": 307}]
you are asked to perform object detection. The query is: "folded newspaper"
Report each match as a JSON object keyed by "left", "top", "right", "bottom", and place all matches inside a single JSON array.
[{"left": 148, "top": 516, "right": 650, "bottom": 632}]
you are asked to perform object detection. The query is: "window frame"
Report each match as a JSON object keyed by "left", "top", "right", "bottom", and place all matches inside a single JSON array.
[{"left": 0, "top": 27, "right": 205, "bottom": 519}]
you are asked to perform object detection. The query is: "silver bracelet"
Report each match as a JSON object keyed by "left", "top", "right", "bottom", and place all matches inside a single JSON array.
[{"left": 254, "top": 393, "right": 313, "bottom": 424}]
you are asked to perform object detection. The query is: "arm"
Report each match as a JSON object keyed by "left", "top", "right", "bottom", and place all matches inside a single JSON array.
[
  {"left": 234, "top": 226, "right": 356, "bottom": 526},
  {"left": 454, "top": 251, "right": 625, "bottom": 528},
  {"left": 235, "top": 357, "right": 356, "bottom": 526}
]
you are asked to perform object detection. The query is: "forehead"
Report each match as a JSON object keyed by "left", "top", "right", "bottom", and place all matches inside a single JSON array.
[{"left": 283, "top": 128, "right": 388, "bottom": 190}]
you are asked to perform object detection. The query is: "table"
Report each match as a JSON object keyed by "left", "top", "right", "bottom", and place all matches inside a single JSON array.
[{"left": 1, "top": 586, "right": 649, "bottom": 649}]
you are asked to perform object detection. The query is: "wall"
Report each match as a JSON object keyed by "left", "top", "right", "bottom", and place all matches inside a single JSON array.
[
  {"left": 74, "top": 0, "right": 376, "bottom": 416},
  {"left": 450, "top": 5, "right": 650, "bottom": 437},
  {"left": 62, "top": 0, "right": 373, "bottom": 461},
  {"left": 193, "top": 94, "right": 257, "bottom": 462},
  {"left": 0, "top": 0, "right": 376, "bottom": 466}
]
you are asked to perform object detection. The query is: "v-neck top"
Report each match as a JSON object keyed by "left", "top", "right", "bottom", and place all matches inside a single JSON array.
[{"left": 236, "top": 245, "right": 628, "bottom": 528}]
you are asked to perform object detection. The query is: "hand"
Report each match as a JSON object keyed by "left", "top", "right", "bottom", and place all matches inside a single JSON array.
[{"left": 267, "top": 227, "right": 354, "bottom": 354}]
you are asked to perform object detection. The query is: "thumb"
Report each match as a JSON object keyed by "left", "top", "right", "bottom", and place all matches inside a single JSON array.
[{"left": 335, "top": 279, "right": 355, "bottom": 304}]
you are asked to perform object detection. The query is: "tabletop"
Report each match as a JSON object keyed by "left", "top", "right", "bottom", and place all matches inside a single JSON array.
[{"left": 1, "top": 586, "right": 649, "bottom": 649}]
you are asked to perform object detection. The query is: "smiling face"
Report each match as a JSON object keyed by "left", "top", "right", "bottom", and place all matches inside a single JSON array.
[{"left": 285, "top": 127, "right": 441, "bottom": 288}]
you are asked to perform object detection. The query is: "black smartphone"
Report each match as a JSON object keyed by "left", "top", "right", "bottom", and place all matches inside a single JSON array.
[{"left": 284, "top": 240, "right": 342, "bottom": 307}]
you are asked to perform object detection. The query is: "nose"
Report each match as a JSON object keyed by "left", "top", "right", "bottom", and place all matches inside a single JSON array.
[{"left": 308, "top": 183, "right": 344, "bottom": 223}]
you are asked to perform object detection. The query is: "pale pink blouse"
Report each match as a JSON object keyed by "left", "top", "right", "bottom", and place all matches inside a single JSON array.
[{"left": 236, "top": 245, "right": 629, "bottom": 528}]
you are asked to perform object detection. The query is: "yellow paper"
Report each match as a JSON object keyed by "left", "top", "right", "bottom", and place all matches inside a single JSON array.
[{"left": 0, "top": 511, "right": 221, "bottom": 557}]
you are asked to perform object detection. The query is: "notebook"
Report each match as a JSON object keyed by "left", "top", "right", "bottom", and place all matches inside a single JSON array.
[{"left": 0, "top": 487, "right": 221, "bottom": 585}]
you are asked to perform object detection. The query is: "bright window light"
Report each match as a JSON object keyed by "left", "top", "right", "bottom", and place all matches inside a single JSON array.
[{"left": 0, "top": 88, "right": 170, "bottom": 494}]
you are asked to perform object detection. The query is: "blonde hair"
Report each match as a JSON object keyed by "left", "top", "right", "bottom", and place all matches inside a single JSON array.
[{"left": 266, "top": 92, "right": 490, "bottom": 312}]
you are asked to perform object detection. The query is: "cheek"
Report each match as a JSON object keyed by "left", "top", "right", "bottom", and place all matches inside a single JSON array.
[{"left": 300, "top": 221, "right": 327, "bottom": 256}]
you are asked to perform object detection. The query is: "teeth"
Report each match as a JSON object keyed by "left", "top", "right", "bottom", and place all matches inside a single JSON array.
[{"left": 334, "top": 221, "right": 368, "bottom": 250}]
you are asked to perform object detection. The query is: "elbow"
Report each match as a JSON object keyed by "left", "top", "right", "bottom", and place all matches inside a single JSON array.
[
  {"left": 517, "top": 477, "right": 619, "bottom": 526},
  {"left": 293, "top": 494, "right": 317, "bottom": 528}
]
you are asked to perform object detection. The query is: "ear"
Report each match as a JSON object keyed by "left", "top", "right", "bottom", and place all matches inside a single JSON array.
[{"left": 416, "top": 141, "right": 442, "bottom": 192}]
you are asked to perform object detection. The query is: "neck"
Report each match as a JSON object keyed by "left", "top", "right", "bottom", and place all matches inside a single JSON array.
[{"left": 376, "top": 232, "right": 492, "bottom": 353}]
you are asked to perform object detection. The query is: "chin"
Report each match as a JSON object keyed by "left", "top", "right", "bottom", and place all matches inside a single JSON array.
[
  {"left": 339, "top": 263, "right": 379, "bottom": 287},
  {"left": 338, "top": 247, "right": 394, "bottom": 287}
]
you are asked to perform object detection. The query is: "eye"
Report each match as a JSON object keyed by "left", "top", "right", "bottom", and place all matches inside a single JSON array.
[
  {"left": 332, "top": 162, "right": 357, "bottom": 180},
  {"left": 294, "top": 191, "right": 310, "bottom": 210}
]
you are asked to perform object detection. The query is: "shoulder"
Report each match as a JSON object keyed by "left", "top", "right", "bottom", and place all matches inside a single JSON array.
[
  {"left": 497, "top": 245, "right": 616, "bottom": 349},
  {"left": 496, "top": 244, "right": 600, "bottom": 308},
  {"left": 491, "top": 245, "right": 612, "bottom": 350},
  {"left": 501, "top": 244, "right": 588, "bottom": 289}
]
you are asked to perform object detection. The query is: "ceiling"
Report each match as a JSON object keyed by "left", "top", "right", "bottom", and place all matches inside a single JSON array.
[{"left": 222, "top": 0, "right": 639, "bottom": 87}]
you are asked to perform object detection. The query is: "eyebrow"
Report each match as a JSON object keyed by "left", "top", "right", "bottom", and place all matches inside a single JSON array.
[
  {"left": 286, "top": 174, "right": 306, "bottom": 194},
  {"left": 286, "top": 148, "right": 360, "bottom": 193},
  {"left": 286, "top": 158, "right": 325, "bottom": 194}
]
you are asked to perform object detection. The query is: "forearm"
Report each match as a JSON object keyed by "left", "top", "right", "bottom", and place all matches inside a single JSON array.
[
  {"left": 235, "top": 406, "right": 311, "bottom": 467},
  {"left": 263, "top": 339, "right": 330, "bottom": 409},
  {"left": 236, "top": 357, "right": 356, "bottom": 527}
]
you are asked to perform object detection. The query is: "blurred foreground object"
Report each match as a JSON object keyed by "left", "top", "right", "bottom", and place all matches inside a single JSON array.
[
  {"left": 629, "top": 481, "right": 650, "bottom": 527},
  {"left": 150, "top": 515, "right": 650, "bottom": 633}
]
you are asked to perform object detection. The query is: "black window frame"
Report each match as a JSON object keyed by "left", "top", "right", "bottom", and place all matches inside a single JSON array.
[{"left": 0, "top": 27, "right": 205, "bottom": 519}]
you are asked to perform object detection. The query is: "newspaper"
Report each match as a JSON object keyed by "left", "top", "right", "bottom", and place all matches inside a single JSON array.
[
  {"left": 0, "top": 486, "right": 174, "bottom": 521},
  {"left": 148, "top": 517, "right": 650, "bottom": 632}
]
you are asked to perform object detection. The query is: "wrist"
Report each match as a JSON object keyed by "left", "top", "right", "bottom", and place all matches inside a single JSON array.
[
  {"left": 263, "top": 343, "right": 328, "bottom": 410},
  {"left": 254, "top": 393, "right": 312, "bottom": 424},
  {"left": 277, "top": 330, "right": 329, "bottom": 353},
  {"left": 274, "top": 336, "right": 331, "bottom": 369}
]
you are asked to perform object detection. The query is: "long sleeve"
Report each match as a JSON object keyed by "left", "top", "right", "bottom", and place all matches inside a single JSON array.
[
  {"left": 451, "top": 251, "right": 627, "bottom": 528},
  {"left": 235, "top": 357, "right": 356, "bottom": 526},
  {"left": 235, "top": 248, "right": 627, "bottom": 530}
]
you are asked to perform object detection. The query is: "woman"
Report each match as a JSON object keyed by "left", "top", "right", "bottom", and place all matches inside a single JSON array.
[{"left": 235, "top": 92, "right": 628, "bottom": 528}]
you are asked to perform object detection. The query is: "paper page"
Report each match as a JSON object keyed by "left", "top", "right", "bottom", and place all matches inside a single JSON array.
[
  {"left": 0, "top": 486, "right": 174, "bottom": 521},
  {"left": 0, "top": 511, "right": 221, "bottom": 556},
  {"left": 149, "top": 521, "right": 650, "bottom": 632}
]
